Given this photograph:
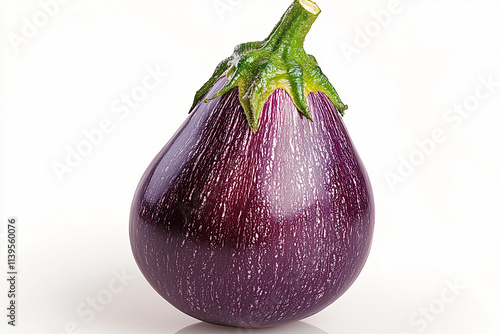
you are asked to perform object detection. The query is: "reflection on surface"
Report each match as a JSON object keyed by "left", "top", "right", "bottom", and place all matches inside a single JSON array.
[{"left": 175, "top": 321, "right": 329, "bottom": 334}]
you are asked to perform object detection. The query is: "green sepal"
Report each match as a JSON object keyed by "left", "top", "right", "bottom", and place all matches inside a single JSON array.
[{"left": 189, "top": 0, "right": 347, "bottom": 132}]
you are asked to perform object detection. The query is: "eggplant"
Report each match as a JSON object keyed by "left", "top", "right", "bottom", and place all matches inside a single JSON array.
[{"left": 130, "top": 0, "right": 374, "bottom": 328}]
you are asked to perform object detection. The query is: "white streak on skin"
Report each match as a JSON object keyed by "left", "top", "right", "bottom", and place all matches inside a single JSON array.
[{"left": 130, "top": 78, "right": 374, "bottom": 328}]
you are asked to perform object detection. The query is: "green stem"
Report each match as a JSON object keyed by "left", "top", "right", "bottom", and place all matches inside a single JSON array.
[
  {"left": 190, "top": 0, "right": 347, "bottom": 132},
  {"left": 263, "top": 0, "right": 320, "bottom": 55}
]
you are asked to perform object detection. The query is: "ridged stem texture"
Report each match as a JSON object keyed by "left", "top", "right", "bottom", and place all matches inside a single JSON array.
[{"left": 190, "top": 0, "right": 347, "bottom": 131}]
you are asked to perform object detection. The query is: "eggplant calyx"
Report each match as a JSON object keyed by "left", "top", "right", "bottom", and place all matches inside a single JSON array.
[{"left": 189, "top": 0, "right": 347, "bottom": 132}]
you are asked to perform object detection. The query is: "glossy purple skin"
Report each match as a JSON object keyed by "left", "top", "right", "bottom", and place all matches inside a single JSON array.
[{"left": 130, "top": 79, "right": 374, "bottom": 328}]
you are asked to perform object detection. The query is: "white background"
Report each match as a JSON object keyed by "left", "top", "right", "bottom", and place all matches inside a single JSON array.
[{"left": 1, "top": 0, "right": 499, "bottom": 333}]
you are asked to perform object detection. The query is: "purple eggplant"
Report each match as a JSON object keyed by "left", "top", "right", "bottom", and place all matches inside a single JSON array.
[{"left": 130, "top": 0, "right": 374, "bottom": 328}]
